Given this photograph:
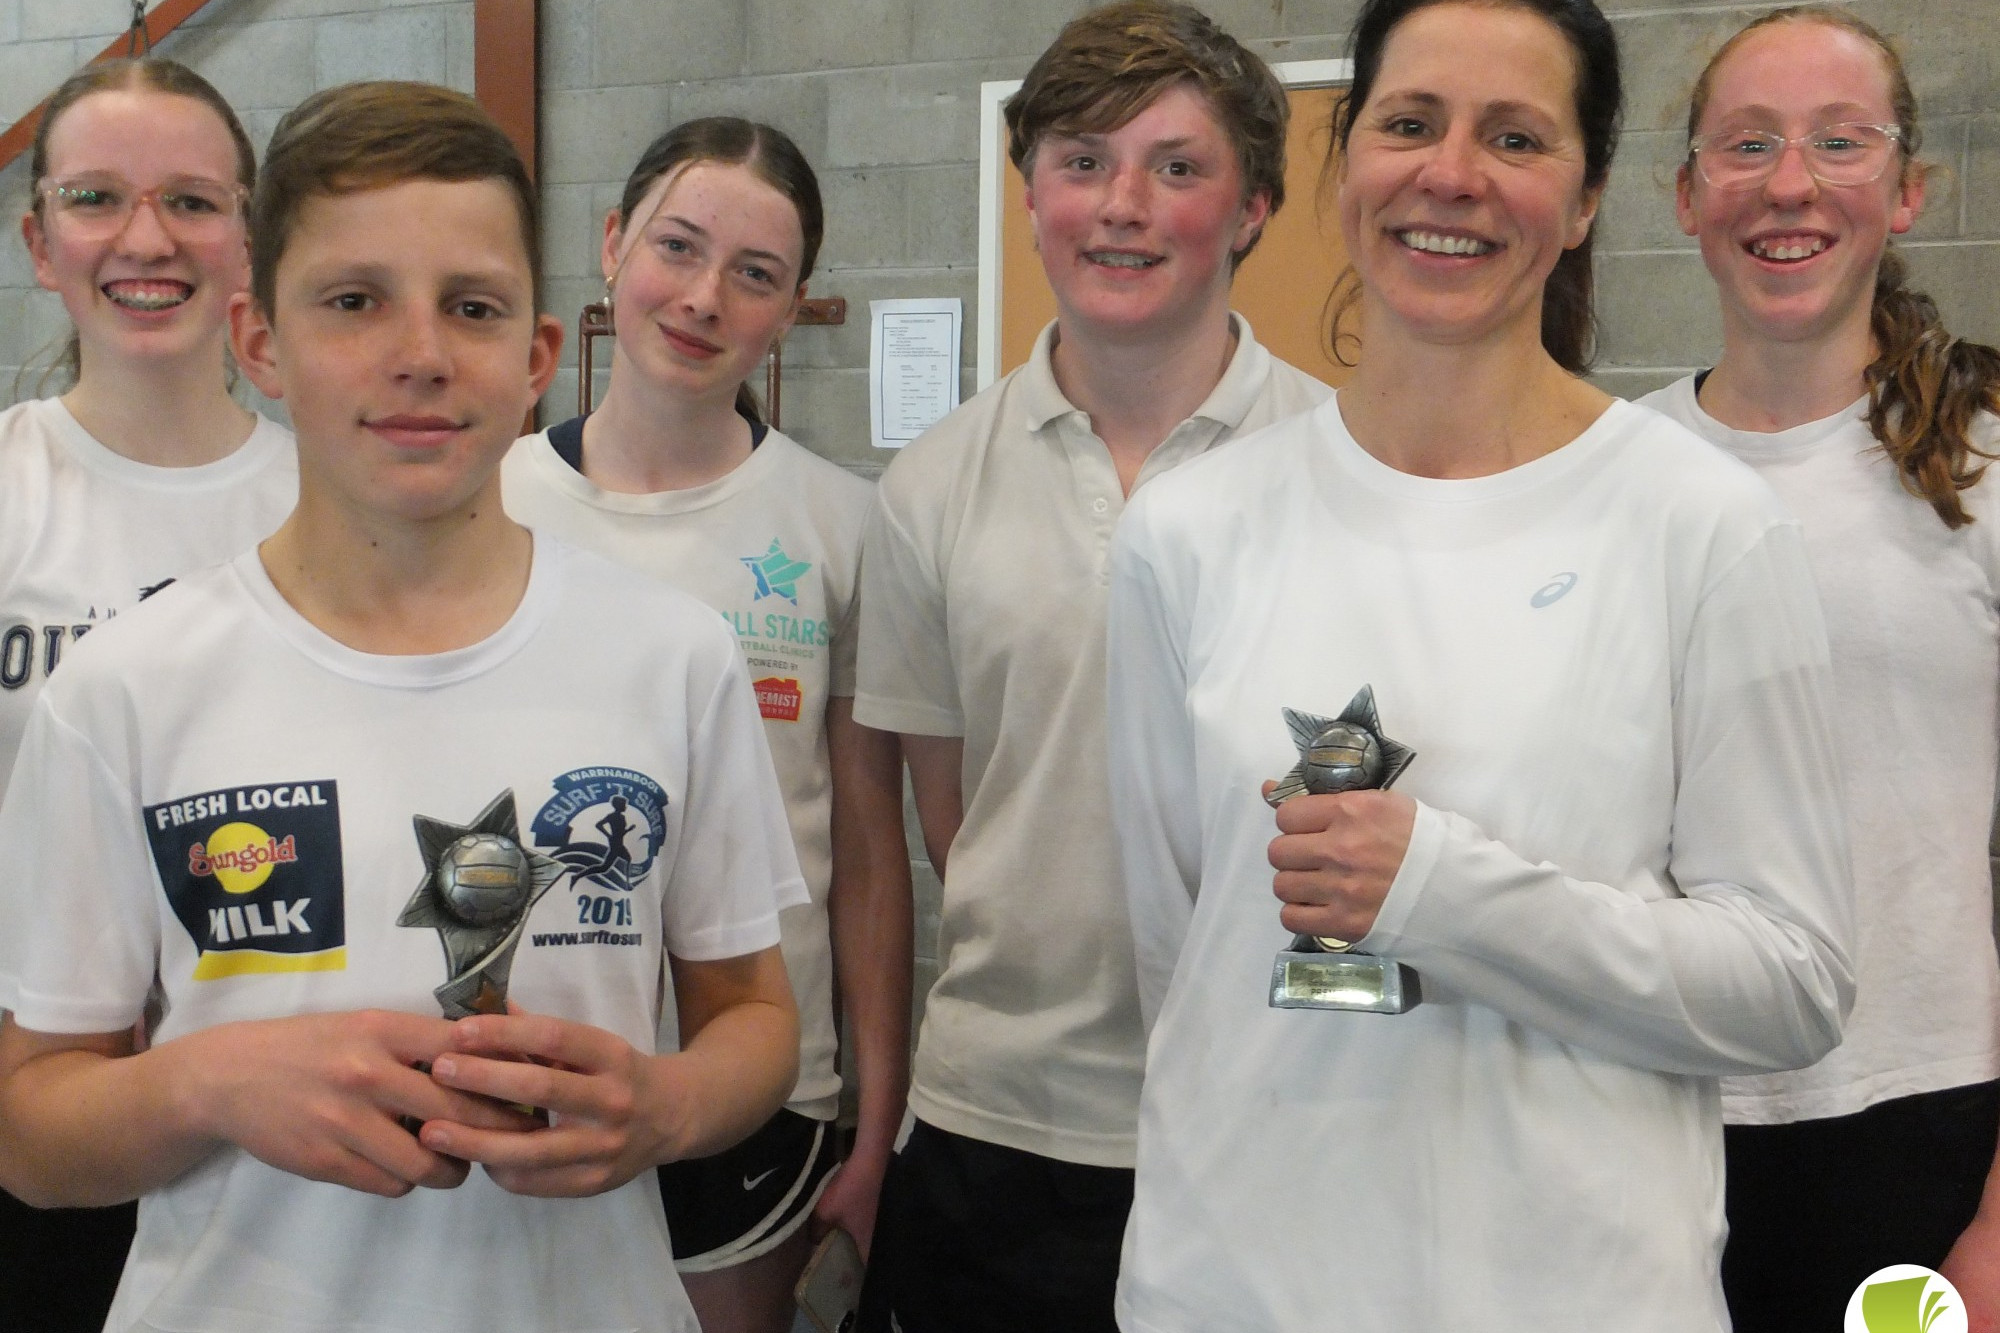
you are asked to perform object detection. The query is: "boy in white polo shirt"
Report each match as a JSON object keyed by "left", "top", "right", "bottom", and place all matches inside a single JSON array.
[
  {"left": 0, "top": 82, "right": 804, "bottom": 1333},
  {"left": 852, "top": 4, "right": 1329, "bottom": 1329}
]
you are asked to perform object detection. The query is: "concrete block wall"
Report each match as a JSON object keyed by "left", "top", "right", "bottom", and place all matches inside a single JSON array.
[
  {"left": 0, "top": 0, "right": 473, "bottom": 401},
  {"left": 0, "top": 0, "right": 1993, "bottom": 1055}
]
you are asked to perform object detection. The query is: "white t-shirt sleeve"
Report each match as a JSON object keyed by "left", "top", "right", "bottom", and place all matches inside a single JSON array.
[
  {"left": 853, "top": 481, "right": 962, "bottom": 736},
  {"left": 1366, "top": 521, "right": 1856, "bottom": 1075},
  {"left": 1107, "top": 500, "right": 1206, "bottom": 1036},
  {"left": 827, "top": 568, "right": 861, "bottom": 701},
  {"left": 661, "top": 647, "right": 810, "bottom": 961},
  {"left": 0, "top": 694, "right": 159, "bottom": 1034}
]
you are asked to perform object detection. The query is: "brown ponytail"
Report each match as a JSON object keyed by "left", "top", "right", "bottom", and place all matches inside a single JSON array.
[{"left": 1862, "top": 249, "right": 2000, "bottom": 529}]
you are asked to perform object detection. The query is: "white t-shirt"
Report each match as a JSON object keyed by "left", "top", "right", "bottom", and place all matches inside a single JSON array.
[
  {"left": 0, "top": 396, "right": 296, "bottom": 807},
  {"left": 0, "top": 538, "right": 808, "bottom": 1333},
  {"left": 1107, "top": 397, "right": 1853, "bottom": 1331},
  {"left": 503, "top": 421, "right": 869, "bottom": 1120},
  {"left": 1643, "top": 375, "right": 2000, "bottom": 1124},
  {"left": 855, "top": 317, "right": 1331, "bottom": 1167}
]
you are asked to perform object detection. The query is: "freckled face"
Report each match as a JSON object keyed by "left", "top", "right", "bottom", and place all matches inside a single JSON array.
[
  {"left": 602, "top": 160, "right": 805, "bottom": 406},
  {"left": 1337, "top": 3, "right": 1599, "bottom": 352},
  {"left": 1025, "top": 83, "right": 1268, "bottom": 344},
  {"left": 1675, "top": 20, "right": 1923, "bottom": 346},
  {"left": 25, "top": 89, "right": 249, "bottom": 369}
]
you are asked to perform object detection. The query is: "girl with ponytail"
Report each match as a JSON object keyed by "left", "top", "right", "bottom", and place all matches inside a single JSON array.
[
  {"left": 501, "top": 119, "right": 908, "bottom": 1333},
  {"left": 1642, "top": 10, "right": 2000, "bottom": 1327}
]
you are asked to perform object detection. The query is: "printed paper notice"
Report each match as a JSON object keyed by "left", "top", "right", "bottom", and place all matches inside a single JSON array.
[{"left": 870, "top": 298, "right": 962, "bottom": 449}]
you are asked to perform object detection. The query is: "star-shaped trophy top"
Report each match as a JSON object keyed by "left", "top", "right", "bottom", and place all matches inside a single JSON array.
[
  {"left": 398, "top": 789, "right": 564, "bottom": 1017},
  {"left": 1265, "top": 684, "right": 1416, "bottom": 807}
]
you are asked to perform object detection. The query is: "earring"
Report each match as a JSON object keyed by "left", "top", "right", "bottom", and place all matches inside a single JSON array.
[{"left": 602, "top": 276, "right": 615, "bottom": 315}]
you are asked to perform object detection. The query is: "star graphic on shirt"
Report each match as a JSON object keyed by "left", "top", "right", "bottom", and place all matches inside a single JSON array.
[{"left": 741, "top": 539, "right": 812, "bottom": 605}]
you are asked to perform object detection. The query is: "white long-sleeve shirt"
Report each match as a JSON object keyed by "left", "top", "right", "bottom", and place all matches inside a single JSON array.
[{"left": 1106, "top": 396, "right": 1853, "bottom": 1332}]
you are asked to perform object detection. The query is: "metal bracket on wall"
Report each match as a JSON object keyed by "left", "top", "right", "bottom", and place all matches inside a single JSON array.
[
  {"left": 0, "top": 0, "right": 221, "bottom": 172},
  {"left": 577, "top": 297, "right": 847, "bottom": 431}
]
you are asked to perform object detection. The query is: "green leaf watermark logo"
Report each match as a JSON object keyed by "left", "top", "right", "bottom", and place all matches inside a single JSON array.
[{"left": 1844, "top": 1266, "right": 1967, "bottom": 1333}]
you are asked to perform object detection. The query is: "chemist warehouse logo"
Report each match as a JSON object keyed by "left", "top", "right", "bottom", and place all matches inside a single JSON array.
[{"left": 144, "top": 781, "right": 347, "bottom": 980}]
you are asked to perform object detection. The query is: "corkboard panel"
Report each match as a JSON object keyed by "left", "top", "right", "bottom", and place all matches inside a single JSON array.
[{"left": 983, "top": 67, "right": 1354, "bottom": 388}]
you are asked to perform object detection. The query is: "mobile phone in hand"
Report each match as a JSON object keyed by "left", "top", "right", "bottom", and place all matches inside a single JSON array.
[{"left": 794, "top": 1227, "right": 864, "bottom": 1333}]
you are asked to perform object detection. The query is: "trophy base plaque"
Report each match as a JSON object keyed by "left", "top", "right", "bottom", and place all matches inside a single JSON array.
[
  {"left": 1270, "top": 942, "right": 1421, "bottom": 1014},
  {"left": 1265, "top": 687, "right": 1424, "bottom": 1014}
]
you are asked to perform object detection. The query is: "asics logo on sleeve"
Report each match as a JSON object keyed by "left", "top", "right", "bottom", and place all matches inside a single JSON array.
[{"left": 1531, "top": 572, "right": 1578, "bottom": 607}]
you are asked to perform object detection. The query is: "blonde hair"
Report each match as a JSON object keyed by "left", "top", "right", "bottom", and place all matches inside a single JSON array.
[{"left": 22, "top": 58, "right": 255, "bottom": 396}]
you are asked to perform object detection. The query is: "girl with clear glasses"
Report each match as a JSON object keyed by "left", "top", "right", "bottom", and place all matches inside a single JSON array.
[
  {"left": 0, "top": 58, "right": 294, "bottom": 1333},
  {"left": 1641, "top": 9, "right": 2000, "bottom": 1328}
]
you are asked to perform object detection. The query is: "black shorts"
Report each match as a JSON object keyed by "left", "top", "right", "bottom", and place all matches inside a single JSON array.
[
  {"left": 1723, "top": 1078, "right": 2000, "bottom": 1333},
  {"left": 658, "top": 1107, "right": 838, "bottom": 1271},
  {"left": 855, "top": 1119, "right": 1133, "bottom": 1333},
  {"left": 0, "top": 1188, "right": 134, "bottom": 1333}
]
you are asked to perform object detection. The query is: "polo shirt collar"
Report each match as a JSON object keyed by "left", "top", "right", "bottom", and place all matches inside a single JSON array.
[{"left": 1019, "top": 313, "right": 1271, "bottom": 434}]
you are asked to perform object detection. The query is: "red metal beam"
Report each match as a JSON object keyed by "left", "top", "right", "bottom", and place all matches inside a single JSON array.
[
  {"left": 0, "top": 0, "right": 220, "bottom": 175},
  {"left": 474, "top": 0, "right": 538, "bottom": 182}
]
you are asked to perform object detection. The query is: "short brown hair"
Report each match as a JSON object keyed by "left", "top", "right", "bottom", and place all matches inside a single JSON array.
[
  {"left": 1003, "top": 1, "right": 1288, "bottom": 262},
  {"left": 251, "top": 82, "right": 537, "bottom": 318}
]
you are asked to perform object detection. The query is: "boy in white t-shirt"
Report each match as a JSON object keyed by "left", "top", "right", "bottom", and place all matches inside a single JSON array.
[{"left": 0, "top": 82, "right": 803, "bottom": 1333}]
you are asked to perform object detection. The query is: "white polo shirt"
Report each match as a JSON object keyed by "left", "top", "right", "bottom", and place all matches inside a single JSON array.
[{"left": 854, "top": 317, "right": 1330, "bottom": 1166}]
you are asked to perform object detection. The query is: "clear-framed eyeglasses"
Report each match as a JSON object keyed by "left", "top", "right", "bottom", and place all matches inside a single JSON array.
[
  {"left": 1689, "top": 122, "right": 1905, "bottom": 192},
  {"left": 35, "top": 173, "right": 249, "bottom": 243}
]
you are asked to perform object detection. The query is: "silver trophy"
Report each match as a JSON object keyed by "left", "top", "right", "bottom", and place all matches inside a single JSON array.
[
  {"left": 398, "top": 790, "right": 563, "bottom": 1018},
  {"left": 1266, "top": 686, "right": 1422, "bottom": 1014}
]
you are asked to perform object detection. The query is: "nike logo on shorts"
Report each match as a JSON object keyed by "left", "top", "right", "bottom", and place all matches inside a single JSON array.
[{"left": 742, "top": 1167, "right": 780, "bottom": 1191}]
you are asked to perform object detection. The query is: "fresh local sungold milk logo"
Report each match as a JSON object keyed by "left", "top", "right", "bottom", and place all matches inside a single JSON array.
[
  {"left": 188, "top": 822, "right": 297, "bottom": 893},
  {"left": 145, "top": 781, "right": 347, "bottom": 979},
  {"left": 1846, "top": 1266, "right": 1967, "bottom": 1333}
]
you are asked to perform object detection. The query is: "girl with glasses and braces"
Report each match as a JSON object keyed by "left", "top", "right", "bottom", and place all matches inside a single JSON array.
[
  {"left": 1641, "top": 10, "right": 2000, "bottom": 1327},
  {"left": 0, "top": 58, "right": 295, "bottom": 1333}
]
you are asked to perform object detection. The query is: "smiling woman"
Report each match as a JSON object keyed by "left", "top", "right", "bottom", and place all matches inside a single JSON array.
[
  {"left": 1328, "top": 0, "right": 1619, "bottom": 377},
  {"left": 1105, "top": 1, "right": 1857, "bottom": 1328}
]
